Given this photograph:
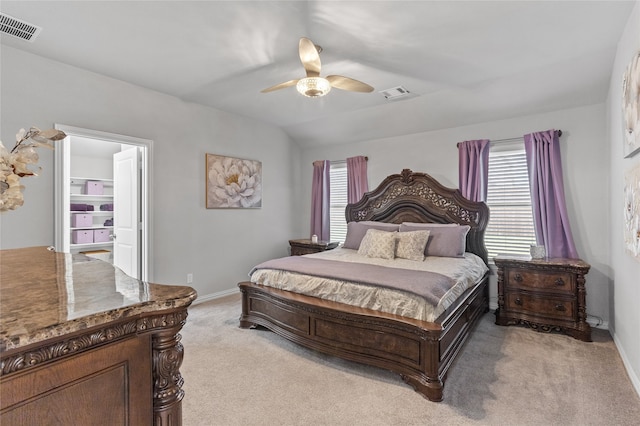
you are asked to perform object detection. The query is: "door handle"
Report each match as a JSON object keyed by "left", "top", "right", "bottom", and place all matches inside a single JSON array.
[{"left": 110, "top": 233, "right": 116, "bottom": 240}]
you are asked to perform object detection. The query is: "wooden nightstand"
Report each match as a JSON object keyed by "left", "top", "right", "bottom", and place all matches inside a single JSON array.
[
  {"left": 494, "top": 256, "right": 591, "bottom": 342},
  {"left": 289, "top": 239, "right": 339, "bottom": 256}
]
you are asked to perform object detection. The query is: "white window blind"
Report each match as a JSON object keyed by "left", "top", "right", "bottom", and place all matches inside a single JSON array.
[
  {"left": 329, "top": 162, "right": 348, "bottom": 242},
  {"left": 485, "top": 144, "right": 537, "bottom": 259}
]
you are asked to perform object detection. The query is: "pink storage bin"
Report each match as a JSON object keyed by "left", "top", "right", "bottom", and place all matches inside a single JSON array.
[
  {"left": 93, "top": 229, "right": 111, "bottom": 243},
  {"left": 85, "top": 180, "right": 104, "bottom": 195},
  {"left": 72, "top": 230, "right": 94, "bottom": 244},
  {"left": 71, "top": 213, "right": 93, "bottom": 227}
]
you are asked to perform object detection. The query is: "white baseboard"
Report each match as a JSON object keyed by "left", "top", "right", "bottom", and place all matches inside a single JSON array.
[
  {"left": 192, "top": 287, "right": 239, "bottom": 305},
  {"left": 613, "top": 332, "right": 640, "bottom": 399}
]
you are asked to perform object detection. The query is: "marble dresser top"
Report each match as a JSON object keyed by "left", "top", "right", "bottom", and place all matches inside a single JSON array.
[
  {"left": 493, "top": 255, "right": 590, "bottom": 271},
  {"left": 0, "top": 246, "right": 197, "bottom": 352}
]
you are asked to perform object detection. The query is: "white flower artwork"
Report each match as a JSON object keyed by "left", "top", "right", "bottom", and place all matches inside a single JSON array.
[
  {"left": 624, "top": 163, "right": 640, "bottom": 261},
  {"left": 206, "top": 154, "right": 262, "bottom": 208},
  {"left": 622, "top": 51, "right": 640, "bottom": 158}
]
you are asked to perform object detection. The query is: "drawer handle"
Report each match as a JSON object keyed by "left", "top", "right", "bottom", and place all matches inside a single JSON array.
[
  {"left": 514, "top": 274, "right": 523, "bottom": 283},
  {"left": 514, "top": 298, "right": 523, "bottom": 306},
  {"left": 555, "top": 304, "right": 566, "bottom": 312},
  {"left": 554, "top": 278, "right": 565, "bottom": 286}
]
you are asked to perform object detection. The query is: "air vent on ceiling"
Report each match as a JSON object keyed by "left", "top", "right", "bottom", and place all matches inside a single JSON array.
[
  {"left": 0, "top": 13, "right": 42, "bottom": 42},
  {"left": 379, "top": 86, "right": 412, "bottom": 100}
]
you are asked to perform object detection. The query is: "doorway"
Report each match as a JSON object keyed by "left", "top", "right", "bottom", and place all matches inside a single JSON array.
[{"left": 53, "top": 125, "right": 152, "bottom": 281}]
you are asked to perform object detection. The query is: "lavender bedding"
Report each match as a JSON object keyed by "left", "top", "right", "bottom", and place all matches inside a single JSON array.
[
  {"left": 252, "top": 256, "right": 455, "bottom": 306},
  {"left": 249, "top": 247, "right": 489, "bottom": 322}
]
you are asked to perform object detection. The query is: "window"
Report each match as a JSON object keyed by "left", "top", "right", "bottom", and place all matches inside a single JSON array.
[
  {"left": 329, "top": 162, "right": 348, "bottom": 242},
  {"left": 485, "top": 143, "right": 536, "bottom": 259}
]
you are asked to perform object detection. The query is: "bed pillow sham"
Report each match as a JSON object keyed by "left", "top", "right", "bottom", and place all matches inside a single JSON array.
[
  {"left": 399, "top": 223, "right": 470, "bottom": 258},
  {"left": 343, "top": 221, "right": 400, "bottom": 250},
  {"left": 357, "top": 228, "right": 398, "bottom": 260},
  {"left": 395, "top": 230, "right": 430, "bottom": 261}
]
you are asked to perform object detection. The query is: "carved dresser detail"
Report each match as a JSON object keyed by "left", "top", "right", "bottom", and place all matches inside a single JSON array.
[
  {"left": 494, "top": 256, "right": 591, "bottom": 342},
  {"left": 0, "top": 247, "right": 197, "bottom": 425}
]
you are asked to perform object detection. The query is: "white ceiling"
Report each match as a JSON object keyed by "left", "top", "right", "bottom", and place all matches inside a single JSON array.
[{"left": 1, "top": 1, "right": 634, "bottom": 147}]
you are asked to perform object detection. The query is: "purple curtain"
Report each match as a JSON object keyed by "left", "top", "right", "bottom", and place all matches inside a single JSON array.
[
  {"left": 310, "top": 160, "right": 330, "bottom": 241},
  {"left": 346, "top": 156, "right": 369, "bottom": 204},
  {"left": 524, "top": 129, "right": 578, "bottom": 259},
  {"left": 458, "top": 139, "right": 490, "bottom": 202}
]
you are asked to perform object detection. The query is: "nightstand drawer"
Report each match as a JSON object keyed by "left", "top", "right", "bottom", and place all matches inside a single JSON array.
[
  {"left": 506, "top": 269, "right": 574, "bottom": 293},
  {"left": 291, "top": 246, "right": 325, "bottom": 256},
  {"left": 505, "top": 293, "right": 574, "bottom": 320},
  {"left": 495, "top": 256, "right": 591, "bottom": 341}
]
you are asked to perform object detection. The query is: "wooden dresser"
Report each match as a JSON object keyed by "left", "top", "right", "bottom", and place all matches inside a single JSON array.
[
  {"left": 0, "top": 247, "right": 197, "bottom": 425},
  {"left": 289, "top": 239, "right": 339, "bottom": 256},
  {"left": 494, "top": 255, "right": 591, "bottom": 342}
]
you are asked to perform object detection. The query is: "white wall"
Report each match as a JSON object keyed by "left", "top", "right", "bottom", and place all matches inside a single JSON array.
[
  {"left": 300, "top": 104, "right": 610, "bottom": 327},
  {"left": 0, "top": 46, "right": 300, "bottom": 300},
  {"left": 69, "top": 137, "right": 122, "bottom": 179},
  {"left": 606, "top": 1, "right": 640, "bottom": 395},
  {"left": 2, "top": 10, "right": 637, "bottom": 394}
]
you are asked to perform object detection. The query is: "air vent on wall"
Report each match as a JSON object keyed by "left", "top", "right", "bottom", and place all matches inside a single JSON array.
[
  {"left": 379, "top": 86, "right": 416, "bottom": 101},
  {"left": 0, "top": 13, "right": 42, "bottom": 42}
]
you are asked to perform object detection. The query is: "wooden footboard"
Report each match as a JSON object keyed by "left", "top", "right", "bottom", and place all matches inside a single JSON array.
[{"left": 238, "top": 275, "right": 488, "bottom": 402}]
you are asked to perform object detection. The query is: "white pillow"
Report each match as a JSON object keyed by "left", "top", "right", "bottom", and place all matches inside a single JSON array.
[
  {"left": 357, "top": 229, "right": 397, "bottom": 260},
  {"left": 395, "top": 230, "right": 430, "bottom": 261}
]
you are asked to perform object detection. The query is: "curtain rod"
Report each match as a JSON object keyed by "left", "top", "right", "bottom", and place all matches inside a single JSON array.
[
  {"left": 313, "top": 156, "right": 368, "bottom": 165},
  {"left": 456, "top": 130, "right": 562, "bottom": 148}
]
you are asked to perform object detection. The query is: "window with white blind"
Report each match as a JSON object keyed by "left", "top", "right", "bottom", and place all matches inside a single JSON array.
[
  {"left": 485, "top": 143, "right": 537, "bottom": 259},
  {"left": 329, "top": 162, "right": 348, "bottom": 242}
]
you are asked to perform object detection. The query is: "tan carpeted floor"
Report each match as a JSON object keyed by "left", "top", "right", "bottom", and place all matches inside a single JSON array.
[{"left": 180, "top": 293, "right": 640, "bottom": 426}]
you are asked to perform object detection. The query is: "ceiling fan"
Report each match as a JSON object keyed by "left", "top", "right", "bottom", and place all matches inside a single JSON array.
[{"left": 261, "top": 37, "right": 374, "bottom": 98}]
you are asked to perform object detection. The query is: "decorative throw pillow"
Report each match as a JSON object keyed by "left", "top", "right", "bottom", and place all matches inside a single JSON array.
[
  {"left": 357, "top": 229, "right": 397, "bottom": 260},
  {"left": 343, "top": 221, "right": 400, "bottom": 250},
  {"left": 395, "top": 230, "right": 430, "bottom": 261},
  {"left": 399, "top": 223, "right": 471, "bottom": 258}
]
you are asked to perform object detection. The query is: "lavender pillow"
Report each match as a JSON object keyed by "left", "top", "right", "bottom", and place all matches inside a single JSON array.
[
  {"left": 343, "top": 221, "right": 400, "bottom": 250},
  {"left": 400, "top": 222, "right": 458, "bottom": 228},
  {"left": 399, "top": 223, "right": 470, "bottom": 258}
]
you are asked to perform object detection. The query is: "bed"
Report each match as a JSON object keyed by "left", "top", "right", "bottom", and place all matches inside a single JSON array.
[{"left": 238, "top": 169, "right": 490, "bottom": 402}]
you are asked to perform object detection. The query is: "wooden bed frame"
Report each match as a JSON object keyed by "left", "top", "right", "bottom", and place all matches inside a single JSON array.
[{"left": 239, "top": 169, "right": 490, "bottom": 402}]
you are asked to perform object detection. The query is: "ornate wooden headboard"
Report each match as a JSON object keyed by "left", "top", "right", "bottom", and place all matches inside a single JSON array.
[{"left": 345, "top": 169, "right": 489, "bottom": 264}]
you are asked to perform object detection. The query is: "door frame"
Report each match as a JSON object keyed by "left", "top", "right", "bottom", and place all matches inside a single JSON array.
[{"left": 53, "top": 124, "right": 153, "bottom": 282}]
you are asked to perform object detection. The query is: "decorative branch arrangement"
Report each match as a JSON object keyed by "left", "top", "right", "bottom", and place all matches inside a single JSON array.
[{"left": 0, "top": 127, "right": 67, "bottom": 211}]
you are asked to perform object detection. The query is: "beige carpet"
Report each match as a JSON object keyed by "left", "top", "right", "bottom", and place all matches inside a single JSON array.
[{"left": 180, "top": 294, "right": 640, "bottom": 426}]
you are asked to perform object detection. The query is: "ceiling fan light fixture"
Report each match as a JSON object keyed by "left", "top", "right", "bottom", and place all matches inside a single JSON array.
[{"left": 296, "top": 77, "right": 331, "bottom": 98}]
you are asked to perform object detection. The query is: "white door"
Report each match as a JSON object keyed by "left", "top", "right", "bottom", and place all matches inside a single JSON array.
[{"left": 113, "top": 148, "right": 140, "bottom": 279}]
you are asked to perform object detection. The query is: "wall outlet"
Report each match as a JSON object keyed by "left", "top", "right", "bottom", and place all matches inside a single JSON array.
[{"left": 187, "top": 273, "right": 193, "bottom": 284}]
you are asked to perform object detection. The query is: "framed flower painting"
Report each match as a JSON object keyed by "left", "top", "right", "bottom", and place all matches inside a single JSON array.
[
  {"left": 622, "top": 51, "right": 640, "bottom": 158},
  {"left": 624, "top": 162, "right": 640, "bottom": 262},
  {"left": 206, "top": 154, "right": 262, "bottom": 208}
]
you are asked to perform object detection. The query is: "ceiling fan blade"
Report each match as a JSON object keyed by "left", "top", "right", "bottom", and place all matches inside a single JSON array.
[
  {"left": 326, "top": 75, "right": 374, "bottom": 93},
  {"left": 261, "top": 79, "right": 299, "bottom": 93},
  {"left": 299, "top": 37, "right": 321, "bottom": 77}
]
